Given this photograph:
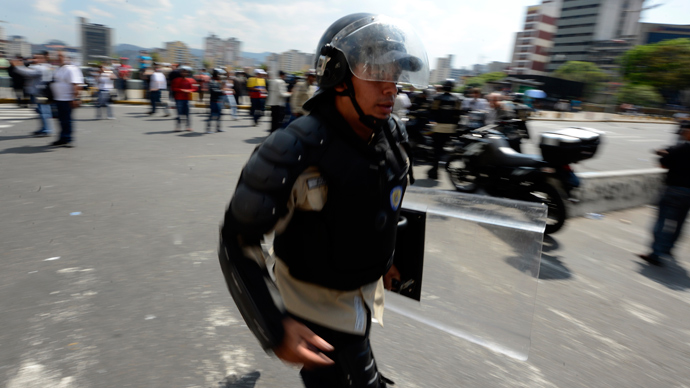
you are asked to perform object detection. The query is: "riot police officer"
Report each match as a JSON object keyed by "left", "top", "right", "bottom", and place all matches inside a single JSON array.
[
  {"left": 427, "top": 79, "right": 462, "bottom": 179},
  {"left": 218, "top": 13, "right": 429, "bottom": 388}
]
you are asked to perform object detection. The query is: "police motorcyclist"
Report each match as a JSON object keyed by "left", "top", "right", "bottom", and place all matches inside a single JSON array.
[
  {"left": 427, "top": 78, "right": 462, "bottom": 179},
  {"left": 218, "top": 13, "right": 428, "bottom": 387}
]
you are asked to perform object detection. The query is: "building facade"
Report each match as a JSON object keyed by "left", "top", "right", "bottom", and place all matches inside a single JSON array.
[
  {"left": 272, "top": 50, "right": 314, "bottom": 73},
  {"left": 509, "top": 0, "right": 562, "bottom": 75},
  {"left": 203, "top": 34, "right": 242, "bottom": 68},
  {"left": 163, "top": 41, "right": 194, "bottom": 66},
  {"left": 0, "top": 26, "right": 6, "bottom": 57},
  {"left": 546, "top": 0, "right": 643, "bottom": 72},
  {"left": 7, "top": 35, "right": 31, "bottom": 58},
  {"left": 78, "top": 17, "right": 113, "bottom": 61},
  {"left": 637, "top": 23, "right": 690, "bottom": 45}
]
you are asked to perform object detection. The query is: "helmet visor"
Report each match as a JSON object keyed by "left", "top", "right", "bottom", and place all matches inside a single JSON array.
[{"left": 331, "top": 15, "right": 429, "bottom": 88}]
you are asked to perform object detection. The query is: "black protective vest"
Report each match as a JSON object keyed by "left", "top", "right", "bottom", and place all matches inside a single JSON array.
[
  {"left": 273, "top": 105, "right": 410, "bottom": 290},
  {"left": 429, "top": 92, "right": 463, "bottom": 124}
]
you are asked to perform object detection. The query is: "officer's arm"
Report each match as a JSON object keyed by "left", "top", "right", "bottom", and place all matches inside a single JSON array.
[{"left": 219, "top": 119, "right": 326, "bottom": 352}]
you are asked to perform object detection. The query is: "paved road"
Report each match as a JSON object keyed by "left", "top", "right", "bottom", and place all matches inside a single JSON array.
[{"left": 1, "top": 104, "right": 689, "bottom": 387}]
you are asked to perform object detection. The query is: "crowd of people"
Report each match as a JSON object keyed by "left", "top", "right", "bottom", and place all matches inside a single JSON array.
[{"left": 0, "top": 49, "right": 322, "bottom": 144}]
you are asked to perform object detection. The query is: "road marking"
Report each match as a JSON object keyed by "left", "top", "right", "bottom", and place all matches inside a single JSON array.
[
  {"left": 627, "top": 139, "right": 665, "bottom": 142},
  {"left": 0, "top": 125, "right": 11, "bottom": 128}
]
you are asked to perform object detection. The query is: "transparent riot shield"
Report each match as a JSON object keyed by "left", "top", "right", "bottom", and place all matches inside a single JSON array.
[{"left": 386, "top": 186, "right": 546, "bottom": 361}]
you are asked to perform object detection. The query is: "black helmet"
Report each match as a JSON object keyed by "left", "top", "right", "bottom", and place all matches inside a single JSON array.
[
  {"left": 304, "top": 13, "right": 429, "bottom": 112},
  {"left": 212, "top": 68, "right": 226, "bottom": 78},
  {"left": 442, "top": 79, "right": 455, "bottom": 92}
]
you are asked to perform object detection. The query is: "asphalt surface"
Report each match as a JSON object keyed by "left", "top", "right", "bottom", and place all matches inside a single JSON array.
[{"left": 1, "top": 104, "right": 689, "bottom": 388}]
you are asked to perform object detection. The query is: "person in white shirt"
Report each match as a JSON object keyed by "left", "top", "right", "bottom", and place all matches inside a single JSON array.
[
  {"left": 148, "top": 65, "right": 169, "bottom": 117},
  {"left": 393, "top": 84, "right": 411, "bottom": 118},
  {"left": 95, "top": 65, "right": 115, "bottom": 120},
  {"left": 50, "top": 51, "right": 84, "bottom": 147},
  {"left": 222, "top": 76, "right": 238, "bottom": 120},
  {"left": 267, "top": 70, "right": 291, "bottom": 133},
  {"left": 461, "top": 88, "right": 489, "bottom": 111}
]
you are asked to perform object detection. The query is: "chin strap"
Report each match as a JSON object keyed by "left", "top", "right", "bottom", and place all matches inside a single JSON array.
[{"left": 338, "top": 77, "right": 387, "bottom": 132}]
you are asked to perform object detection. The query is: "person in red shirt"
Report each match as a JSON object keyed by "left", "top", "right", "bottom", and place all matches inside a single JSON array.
[
  {"left": 116, "top": 58, "right": 132, "bottom": 101},
  {"left": 195, "top": 68, "right": 210, "bottom": 103},
  {"left": 171, "top": 66, "right": 197, "bottom": 131}
]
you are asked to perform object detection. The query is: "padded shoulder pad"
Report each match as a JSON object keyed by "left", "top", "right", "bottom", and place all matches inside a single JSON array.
[
  {"left": 258, "top": 130, "right": 305, "bottom": 165},
  {"left": 230, "top": 182, "right": 280, "bottom": 230},
  {"left": 284, "top": 115, "right": 328, "bottom": 147},
  {"left": 231, "top": 115, "right": 329, "bottom": 233}
]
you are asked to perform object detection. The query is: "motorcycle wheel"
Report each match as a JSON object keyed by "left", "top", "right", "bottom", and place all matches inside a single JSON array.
[
  {"left": 526, "top": 184, "right": 566, "bottom": 234},
  {"left": 445, "top": 156, "right": 478, "bottom": 193}
]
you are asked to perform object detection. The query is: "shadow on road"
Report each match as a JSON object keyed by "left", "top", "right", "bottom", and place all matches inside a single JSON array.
[
  {"left": 244, "top": 136, "right": 266, "bottom": 144},
  {"left": 637, "top": 259, "right": 690, "bottom": 291},
  {"left": 0, "top": 145, "right": 54, "bottom": 154},
  {"left": 537, "top": 235, "right": 572, "bottom": 280},
  {"left": 218, "top": 371, "right": 260, "bottom": 388},
  {"left": 143, "top": 130, "right": 178, "bottom": 135},
  {"left": 178, "top": 132, "right": 204, "bottom": 137},
  {"left": 0, "top": 135, "right": 34, "bottom": 142}
]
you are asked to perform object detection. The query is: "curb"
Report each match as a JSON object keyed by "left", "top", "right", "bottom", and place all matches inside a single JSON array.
[{"left": 569, "top": 169, "right": 665, "bottom": 218}]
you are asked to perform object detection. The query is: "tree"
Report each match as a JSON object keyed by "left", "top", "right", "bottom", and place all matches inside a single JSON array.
[
  {"left": 617, "top": 84, "right": 664, "bottom": 107},
  {"left": 150, "top": 52, "right": 160, "bottom": 63},
  {"left": 463, "top": 72, "right": 507, "bottom": 89},
  {"left": 202, "top": 59, "right": 212, "bottom": 70},
  {"left": 620, "top": 38, "right": 690, "bottom": 93},
  {"left": 553, "top": 61, "right": 607, "bottom": 84},
  {"left": 553, "top": 61, "right": 607, "bottom": 98}
]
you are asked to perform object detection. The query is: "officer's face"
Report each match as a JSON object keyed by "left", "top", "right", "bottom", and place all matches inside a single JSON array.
[{"left": 349, "top": 74, "right": 397, "bottom": 119}]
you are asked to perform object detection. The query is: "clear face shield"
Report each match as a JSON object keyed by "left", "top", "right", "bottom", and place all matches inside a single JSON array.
[{"left": 317, "top": 15, "right": 430, "bottom": 88}]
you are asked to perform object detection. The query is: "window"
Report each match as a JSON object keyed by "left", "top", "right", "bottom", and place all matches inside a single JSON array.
[
  {"left": 562, "top": 4, "right": 599, "bottom": 12},
  {"left": 559, "top": 23, "right": 596, "bottom": 30}
]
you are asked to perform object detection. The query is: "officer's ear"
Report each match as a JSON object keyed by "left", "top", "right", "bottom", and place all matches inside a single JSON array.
[{"left": 334, "top": 82, "right": 348, "bottom": 94}]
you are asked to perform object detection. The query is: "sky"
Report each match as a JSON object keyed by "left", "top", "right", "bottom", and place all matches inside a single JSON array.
[{"left": 1, "top": 0, "right": 687, "bottom": 69}]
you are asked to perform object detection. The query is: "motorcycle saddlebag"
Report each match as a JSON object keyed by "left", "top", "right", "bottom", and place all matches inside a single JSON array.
[{"left": 539, "top": 127, "right": 600, "bottom": 165}]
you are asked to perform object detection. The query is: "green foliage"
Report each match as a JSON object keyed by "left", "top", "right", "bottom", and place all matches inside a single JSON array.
[
  {"left": 463, "top": 72, "right": 507, "bottom": 88},
  {"left": 553, "top": 61, "right": 607, "bottom": 84},
  {"left": 151, "top": 52, "right": 160, "bottom": 63},
  {"left": 620, "top": 38, "right": 690, "bottom": 92},
  {"left": 616, "top": 83, "right": 664, "bottom": 107}
]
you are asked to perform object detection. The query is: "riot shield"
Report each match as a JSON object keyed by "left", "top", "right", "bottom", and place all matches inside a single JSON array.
[{"left": 386, "top": 187, "right": 545, "bottom": 361}]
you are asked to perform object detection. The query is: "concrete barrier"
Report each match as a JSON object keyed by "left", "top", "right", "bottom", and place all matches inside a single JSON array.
[{"left": 568, "top": 168, "right": 665, "bottom": 217}]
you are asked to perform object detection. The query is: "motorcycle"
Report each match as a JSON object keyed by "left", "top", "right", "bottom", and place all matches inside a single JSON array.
[{"left": 445, "top": 124, "right": 600, "bottom": 234}]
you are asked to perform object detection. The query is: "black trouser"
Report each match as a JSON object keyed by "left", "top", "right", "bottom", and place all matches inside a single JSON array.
[
  {"left": 292, "top": 312, "right": 389, "bottom": 388},
  {"left": 430, "top": 132, "right": 452, "bottom": 171},
  {"left": 270, "top": 105, "right": 285, "bottom": 133}
]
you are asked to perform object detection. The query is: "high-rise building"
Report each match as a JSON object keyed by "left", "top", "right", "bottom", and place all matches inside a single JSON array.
[
  {"left": 508, "top": 0, "right": 562, "bottom": 76},
  {"left": 7, "top": 35, "right": 31, "bottom": 58},
  {"left": 78, "top": 17, "right": 113, "bottom": 61},
  {"left": 204, "top": 34, "right": 242, "bottom": 68},
  {"left": 431, "top": 55, "right": 453, "bottom": 84},
  {"left": 546, "top": 0, "right": 643, "bottom": 72},
  {"left": 163, "top": 41, "right": 193, "bottom": 66},
  {"left": 0, "top": 26, "right": 6, "bottom": 56},
  {"left": 487, "top": 61, "right": 510, "bottom": 73}
]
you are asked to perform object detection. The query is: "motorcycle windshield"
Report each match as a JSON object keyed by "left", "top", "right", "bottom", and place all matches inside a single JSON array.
[{"left": 385, "top": 187, "right": 545, "bottom": 360}]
